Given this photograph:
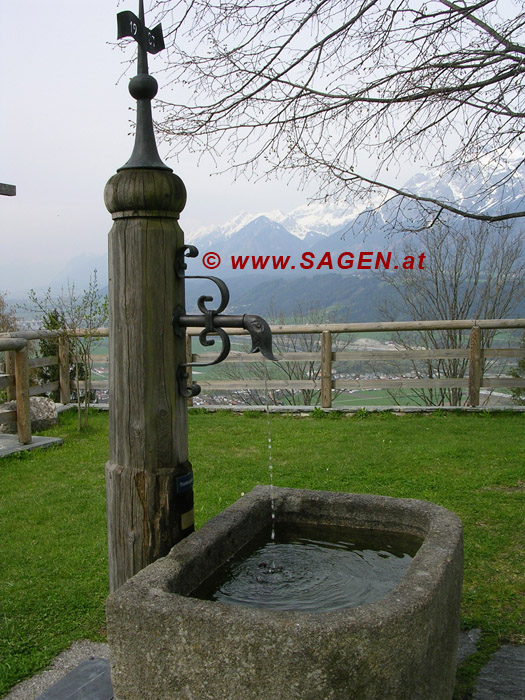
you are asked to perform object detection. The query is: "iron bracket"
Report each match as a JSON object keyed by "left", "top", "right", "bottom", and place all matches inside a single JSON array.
[{"left": 173, "top": 245, "right": 277, "bottom": 397}]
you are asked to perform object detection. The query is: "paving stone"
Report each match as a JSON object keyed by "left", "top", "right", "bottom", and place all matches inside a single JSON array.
[
  {"left": 35, "top": 657, "right": 113, "bottom": 700},
  {"left": 457, "top": 628, "right": 482, "bottom": 665},
  {"left": 0, "top": 434, "right": 63, "bottom": 458},
  {"left": 473, "top": 645, "right": 525, "bottom": 700}
]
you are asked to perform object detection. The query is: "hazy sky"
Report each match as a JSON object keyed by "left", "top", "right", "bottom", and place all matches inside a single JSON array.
[{"left": 1, "top": 1, "right": 316, "bottom": 294}]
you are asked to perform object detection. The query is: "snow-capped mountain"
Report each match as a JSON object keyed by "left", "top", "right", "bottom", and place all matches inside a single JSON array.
[
  {"left": 192, "top": 161, "right": 521, "bottom": 240},
  {"left": 189, "top": 212, "right": 261, "bottom": 248},
  {"left": 42, "top": 163, "right": 524, "bottom": 299},
  {"left": 401, "top": 160, "right": 525, "bottom": 216},
  {"left": 188, "top": 201, "right": 359, "bottom": 246},
  {"left": 183, "top": 162, "right": 524, "bottom": 281},
  {"left": 270, "top": 201, "right": 363, "bottom": 238},
  {"left": 207, "top": 216, "right": 305, "bottom": 258}
]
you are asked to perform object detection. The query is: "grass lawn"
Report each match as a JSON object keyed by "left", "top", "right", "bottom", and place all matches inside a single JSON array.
[
  {"left": 0, "top": 408, "right": 523, "bottom": 698},
  {"left": 331, "top": 388, "right": 422, "bottom": 406}
]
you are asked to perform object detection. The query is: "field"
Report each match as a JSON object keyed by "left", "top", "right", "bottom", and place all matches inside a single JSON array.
[{"left": 0, "top": 409, "right": 523, "bottom": 698}]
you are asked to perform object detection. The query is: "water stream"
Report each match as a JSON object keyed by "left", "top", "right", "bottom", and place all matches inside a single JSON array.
[{"left": 263, "top": 359, "right": 276, "bottom": 541}]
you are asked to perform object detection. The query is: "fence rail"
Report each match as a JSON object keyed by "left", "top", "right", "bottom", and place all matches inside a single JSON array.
[{"left": 1, "top": 318, "right": 525, "bottom": 444}]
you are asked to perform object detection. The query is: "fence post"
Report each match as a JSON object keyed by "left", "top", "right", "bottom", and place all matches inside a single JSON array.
[
  {"left": 185, "top": 335, "right": 193, "bottom": 407},
  {"left": 468, "top": 325, "right": 482, "bottom": 406},
  {"left": 14, "top": 345, "right": 31, "bottom": 444},
  {"left": 4, "top": 351, "right": 16, "bottom": 400},
  {"left": 58, "top": 335, "right": 71, "bottom": 404},
  {"left": 321, "top": 330, "right": 333, "bottom": 408}
]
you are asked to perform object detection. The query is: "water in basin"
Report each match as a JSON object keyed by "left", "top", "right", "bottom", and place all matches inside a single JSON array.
[{"left": 191, "top": 523, "right": 422, "bottom": 612}]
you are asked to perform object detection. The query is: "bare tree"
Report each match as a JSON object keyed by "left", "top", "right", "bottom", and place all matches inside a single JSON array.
[
  {"left": 509, "top": 331, "right": 525, "bottom": 404},
  {"left": 27, "top": 273, "right": 108, "bottom": 430},
  {"left": 379, "top": 221, "right": 524, "bottom": 405},
  {"left": 146, "top": 0, "right": 525, "bottom": 225}
]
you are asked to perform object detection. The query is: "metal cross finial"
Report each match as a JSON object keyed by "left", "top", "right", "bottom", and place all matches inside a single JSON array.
[{"left": 117, "top": 1, "right": 171, "bottom": 171}]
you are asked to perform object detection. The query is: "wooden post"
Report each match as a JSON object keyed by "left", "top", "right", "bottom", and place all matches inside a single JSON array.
[
  {"left": 14, "top": 345, "right": 31, "bottom": 444},
  {"left": 58, "top": 336, "right": 71, "bottom": 404},
  {"left": 104, "top": 168, "right": 193, "bottom": 592},
  {"left": 5, "top": 351, "right": 16, "bottom": 400},
  {"left": 185, "top": 334, "right": 193, "bottom": 407},
  {"left": 321, "top": 330, "right": 333, "bottom": 408},
  {"left": 468, "top": 325, "right": 482, "bottom": 406}
]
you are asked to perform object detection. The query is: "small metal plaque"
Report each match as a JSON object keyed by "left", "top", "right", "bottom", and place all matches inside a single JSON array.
[
  {"left": 117, "top": 11, "right": 165, "bottom": 54},
  {"left": 176, "top": 471, "right": 193, "bottom": 494}
]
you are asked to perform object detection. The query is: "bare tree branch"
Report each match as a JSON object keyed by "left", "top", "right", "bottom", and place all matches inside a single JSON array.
[
  {"left": 145, "top": 0, "right": 525, "bottom": 222},
  {"left": 379, "top": 221, "right": 524, "bottom": 405}
]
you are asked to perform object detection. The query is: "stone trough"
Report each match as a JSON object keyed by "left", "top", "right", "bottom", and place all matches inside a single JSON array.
[{"left": 107, "top": 486, "right": 463, "bottom": 700}]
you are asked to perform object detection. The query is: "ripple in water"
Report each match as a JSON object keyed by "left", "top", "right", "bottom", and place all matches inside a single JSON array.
[{"left": 191, "top": 524, "right": 421, "bottom": 612}]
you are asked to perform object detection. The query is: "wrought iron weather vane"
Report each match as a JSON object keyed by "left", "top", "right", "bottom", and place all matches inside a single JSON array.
[{"left": 117, "top": 0, "right": 171, "bottom": 171}]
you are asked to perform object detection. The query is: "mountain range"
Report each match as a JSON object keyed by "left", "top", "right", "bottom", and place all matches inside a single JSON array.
[
  {"left": 184, "top": 161, "right": 525, "bottom": 274},
  {"left": 40, "top": 163, "right": 524, "bottom": 321}
]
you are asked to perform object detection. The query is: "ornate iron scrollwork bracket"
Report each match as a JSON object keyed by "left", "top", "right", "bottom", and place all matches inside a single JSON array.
[{"left": 173, "top": 245, "right": 277, "bottom": 398}]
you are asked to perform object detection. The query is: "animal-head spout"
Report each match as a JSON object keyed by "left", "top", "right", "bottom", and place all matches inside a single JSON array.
[{"left": 242, "top": 315, "right": 278, "bottom": 361}]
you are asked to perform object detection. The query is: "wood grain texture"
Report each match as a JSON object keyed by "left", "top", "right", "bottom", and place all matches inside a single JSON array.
[
  {"left": 29, "top": 355, "right": 58, "bottom": 369},
  {"left": 0, "top": 410, "right": 17, "bottom": 424},
  {"left": 58, "top": 336, "right": 71, "bottom": 404},
  {"left": 267, "top": 319, "right": 525, "bottom": 334},
  {"left": 29, "top": 381, "right": 60, "bottom": 396},
  {"left": 321, "top": 331, "right": 333, "bottom": 408},
  {"left": 468, "top": 326, "right": 482, "bottom": 406},
  {"left": 14, "top": 347, "right": 31, "bottom": 444},
  {"left": 185, "top": 334, "right": 193, "bottom": 407},
  {"left": 334, "top": 378, "right": 470, "bottom": 389},
  {"left": 5, "top": 349, "right": 22, "bottom": 400},
  {"left": 71, "top": 380, "right": 108, "bottom": 390},
  {"left": 0, "top": 374, "right": 14, "bottom": 391},
  {"left": 105, "top": 168, "right": 192, "bottom": 592},
  {"left": 197, "top": 379, "right": 316, "bottom": 390},
  {"left": 0, "top": 339, "right": 26, "bottom": 351},
  {"left": 0, "top": 183, "right": 16, "bottom": 196},
  {"left": 482, "top": 377, "right": 525, "bottom": 387}
]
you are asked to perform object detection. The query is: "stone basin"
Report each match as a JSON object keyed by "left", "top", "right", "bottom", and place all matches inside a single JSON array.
[{"left": 107, "top": 486, "right": 463, "bottom": 700}]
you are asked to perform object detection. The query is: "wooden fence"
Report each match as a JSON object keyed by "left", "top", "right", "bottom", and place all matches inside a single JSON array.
[{"left": 1, "top": 318, "right": 524, "bottom": 444}]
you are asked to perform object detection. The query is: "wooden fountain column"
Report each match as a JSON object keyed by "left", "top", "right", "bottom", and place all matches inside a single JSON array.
[{"left": 104, "top": 168, "right": 194, "bottom": 592}]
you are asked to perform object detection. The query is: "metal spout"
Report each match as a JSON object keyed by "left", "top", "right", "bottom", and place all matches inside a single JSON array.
[
  {"left": 174, "top": 311, "right": 277, "bottom": 362},
  {"left": 242, "top": 315, "right": 278, "bottom": 361}
]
